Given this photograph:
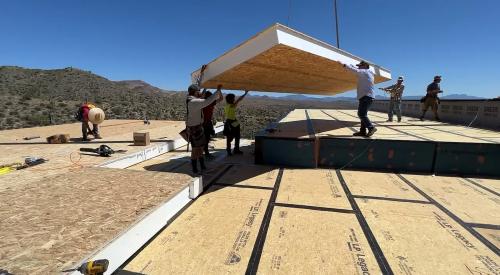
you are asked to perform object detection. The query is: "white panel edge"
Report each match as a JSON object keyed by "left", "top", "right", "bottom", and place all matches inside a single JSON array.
[
  {"left": 70, "top": 186, "right": 191, "bottom": 275},
  {"left": 276, "top": 28, "right": 391, "bottom": 78},
  {"left": 192, "top": 25, "right": 280, "bottom": 85}
]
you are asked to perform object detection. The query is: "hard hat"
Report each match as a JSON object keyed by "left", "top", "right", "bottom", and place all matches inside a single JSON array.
[{"left": 88, "top": 108, "right": 105, "bottom": 124}]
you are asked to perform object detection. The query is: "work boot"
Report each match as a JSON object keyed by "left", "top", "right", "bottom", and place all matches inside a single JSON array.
[
  {"left": 366, "top": 127, "right": 378, "bottom": 137},
  {"left": 397, "top": 117, "right": 402, "bottom": 122},
  {"left": 233, "top": 150, "right": 243, "bottom": 155},
  {"left": 352, "top": 132, "right": 367, "bottom": 137},
  {"left": 94, "top": 134, "right": 102, "bottom": 139},
  {"left": 191, "top": 159, "right": 198, "bottom": 174},
  {"left": 199, "top": 158, "right": 207, "bottom": 171},
  {"left": 386, "top": 118, "right": 393, "bottom": 122}
]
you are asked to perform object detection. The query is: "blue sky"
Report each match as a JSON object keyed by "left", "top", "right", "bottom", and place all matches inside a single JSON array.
[{"left": 1, "top": 0, "right": 499, "bottom": 98}]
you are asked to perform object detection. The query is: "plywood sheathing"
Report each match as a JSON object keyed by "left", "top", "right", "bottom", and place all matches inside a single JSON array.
[
  {"left": 203, "top": 44, "right": 387, "bottom": 95},
  {"left": 474, "top": 228, "right": 500, "bottom": 249},
  {"left": 469, "top": 178, "right": 500, "bottom": 195},
  {"left": 257, "top": 206, "right": 380, "bottom": 274},
  {"left": 0, "top": 120, "right": 184, "bottom": 192},
  {"left": 341, "top": 170, "right": 428, "bottom": 201},
  {"left": 403, "top": 175, "right": 500, "bottom": 225},
  {"left": 217, "top": 165, "right": 278, "bottom": 188},
  {"left": 276, "top": 169, "right": 351, "bottom": 210},
  {"left": 268, "top": 109, "right": 500, "bottom": 144},
  {"left": 124, "top": 186, "right": 271, "bottom": 274},
  {"left": 0, "top": 167, "right": 189, "bottom": 275},
  {"left": 197, "top": 23, "right": 391, "bottom": 95},
  {"left": 357, "top": 199, "right": 500, "bottom": 274}
]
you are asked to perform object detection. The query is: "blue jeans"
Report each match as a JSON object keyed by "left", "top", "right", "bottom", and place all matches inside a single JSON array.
[
  {"left": 357, "top": 96, "right": 374, "bottom": 133},
  {"left": 388, "top": 99, "right": 401, "bottom": 120}
]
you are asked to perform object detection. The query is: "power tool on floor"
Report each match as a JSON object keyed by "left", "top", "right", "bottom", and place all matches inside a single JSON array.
[
  {"left": 79, "top": 145, "right": 126, "bottom": 157},
  {"left": 62, "top": 259, "right": 109, "bottom": 275}
]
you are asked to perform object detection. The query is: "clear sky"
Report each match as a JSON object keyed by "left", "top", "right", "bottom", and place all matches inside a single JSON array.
[{"left": 1, "top": 0, "right": 499, "bottom": 98}]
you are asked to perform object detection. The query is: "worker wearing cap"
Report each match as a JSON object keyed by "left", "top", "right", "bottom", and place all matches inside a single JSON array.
[
  {"left": 186, "top": 65, "right": 223, "bottom": 174},
  {"left": 342, "top": 60, "right": 377, "bottom": 137},
  {"left": 420, "top": 75, "right": 443, "bottom": 121},
  {"left": 379, "top": 76, "right": 405, "bottom": 122}
]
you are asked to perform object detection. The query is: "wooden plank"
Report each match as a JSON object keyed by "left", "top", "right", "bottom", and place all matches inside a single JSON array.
[
  {"left": 474, "top": 228, "right": 500, "bottom": 249},
  {"left": 403, "top": 175, "right": 500, "bottom": 225},
  {"left": 217, "top": 165, "right": 278, "bottom": 188},
  {"left": 342, "top": 170, "right": 427, "bottom": 201},
  {"left": 257, "top": 206, "right": 380, "bottom": 274},
  {"left": 357, "top": 199, "right": 500, "bottom": 274},
  {"left": 276, "top": 169, "right": 351, "bottom": 210},
  {"left": 124, "top": 186, "right": 271, "bottom": 274}
]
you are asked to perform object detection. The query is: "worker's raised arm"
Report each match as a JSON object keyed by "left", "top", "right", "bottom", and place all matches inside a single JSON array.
[
  {"left": 234, "top": 90, "right": 249, "bottom": 106},
  {"left": 189, "top": 91, "right": 218, "bottom": 109},
  {"left": 379, "top": 84, "right": 395, "bottom": 92},
  {"left": 195, "top": 64, "right": 208, "bottom": 86},
  {"left": 342, "top": 63, "right": 360, "bottom": 73}
]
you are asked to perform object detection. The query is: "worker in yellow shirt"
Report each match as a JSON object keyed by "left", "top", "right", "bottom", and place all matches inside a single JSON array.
[{"left": 223, "top": 90, "right": 249, "bottom": 156}]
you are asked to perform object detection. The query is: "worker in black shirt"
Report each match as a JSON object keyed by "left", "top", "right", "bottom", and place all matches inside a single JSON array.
[{"left": 420, "top": 75, "right": 443, "bottom": 121}]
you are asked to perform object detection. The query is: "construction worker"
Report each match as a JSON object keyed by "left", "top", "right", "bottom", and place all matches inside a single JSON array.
[
  {"left": 420, "top": 75, "right": 443, "bottom": 121},
  {"left": 186, "top": 65, "right": 223, "bottom": 174},
  {"left": 379, "top": 76, "right": 405, "bottom": 122},
  {"left": 201, "top": 90, "right": 220, "bottom": 159},
  {"left": 342, "top": 60, "right": 377, "bottom": 137},
  {"left": 224, "top": 91, "right": 249, "bottom": 155},
  {"left": 78, "top": 102, "right": 101, "bottom": 141}
]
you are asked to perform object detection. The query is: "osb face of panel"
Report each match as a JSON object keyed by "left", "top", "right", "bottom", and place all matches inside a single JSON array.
[
  {"left": 202, "top": 44, "right": 389, "bottom": 95},
  {"left": 341, "top": 170, "right": 427, "bottom": 201},
  {"left": 276, "top": 169, "right": 351, "bottom": 210},
  {"left": 357, "top": 199, "right": 499, "bottom": 275},
  {"left": 124, "top": 186, "right": 272, "bottom": 274},
  {"left": 0, "top": 167, "right": 189, "bottom": 275},
  {"left": 474, "top": 228, "right": 500, "bottom": 249},
  {"left": 258, "top": 206, "right": 381, "bottom": 274},
  {"left": 404, "top": 175, "right": 500, "bottom": 225}
]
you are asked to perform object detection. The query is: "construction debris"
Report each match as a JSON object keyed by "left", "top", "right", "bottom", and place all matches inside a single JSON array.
[
  {"left": 46, "top": 134, "right": 70, "bottom": 144},
  {"left": 133, "top": 131, "right": 150, "bottom": 146}
]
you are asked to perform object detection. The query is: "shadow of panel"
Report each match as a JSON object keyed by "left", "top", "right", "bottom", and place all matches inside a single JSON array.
[
  {"left": 318, "top": 138, "right": 436, "bottom": 173},
  {"left": 434, "top": 142, "right": 500, "bottom": 177}
]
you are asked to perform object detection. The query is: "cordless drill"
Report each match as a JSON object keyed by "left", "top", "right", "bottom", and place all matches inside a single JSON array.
[{"left": 62, "top": 259, "right": 109, "bottom": 275}]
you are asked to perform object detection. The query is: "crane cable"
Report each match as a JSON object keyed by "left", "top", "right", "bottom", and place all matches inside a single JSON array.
[{"left": 286, "top": 0, "right": 292, "bottom": 26}]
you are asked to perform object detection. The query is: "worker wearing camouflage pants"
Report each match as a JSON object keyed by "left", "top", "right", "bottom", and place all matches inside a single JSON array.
[{"left": 379, "top": 76, "right": 405, "bottom": 122}]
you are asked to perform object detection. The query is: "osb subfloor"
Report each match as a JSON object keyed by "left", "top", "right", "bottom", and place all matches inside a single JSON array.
[
  {"left": 0, "top": 119, "right": 185, "bottom": 191},
  {"left": 122, "top": 167, "right": 499, "bottom": 274},
  {"left": 0, "top": 120, "right": 192, "bottom": 274},
  {"left": 265, "top": 109, "right": 500, "bottom": 143}
]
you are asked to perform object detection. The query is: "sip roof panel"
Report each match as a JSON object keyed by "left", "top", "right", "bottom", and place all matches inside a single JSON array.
[{"left": 192, "top": 23, "right": 391, "bottom": 95}]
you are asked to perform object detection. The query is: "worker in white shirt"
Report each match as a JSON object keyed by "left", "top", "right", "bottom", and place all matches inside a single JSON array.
[
  {"left": 186, "top": 65, "right": 223, "bottom": 174},
  {"left": 342, "top": 60, "right": 377, "bottom": 137}
]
